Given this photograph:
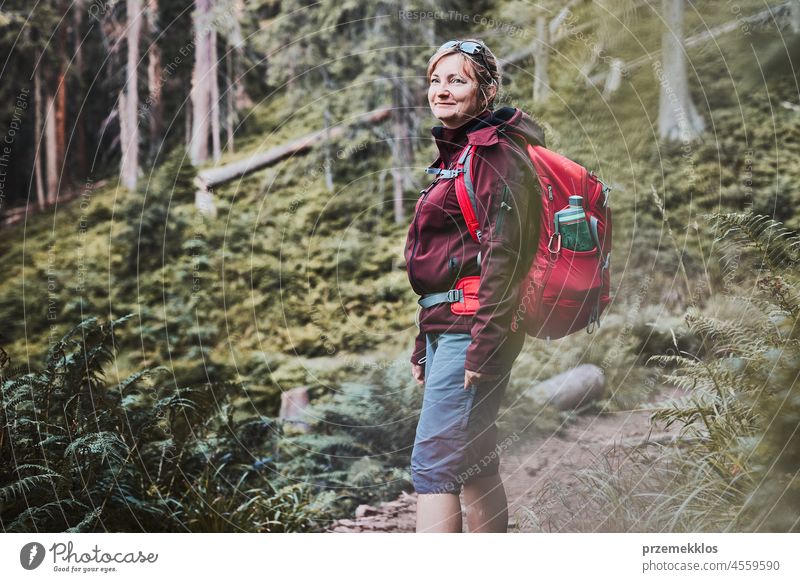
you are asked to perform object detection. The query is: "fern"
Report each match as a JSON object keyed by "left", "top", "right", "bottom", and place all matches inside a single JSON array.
[
  {"left": 64, "top": 433, "right": 130, "bottom": 467},
  {"left": 709, "top": 212, "right": 800, "bottom": 274},
  {"left": 0, "top": 469, "right": 59, "bottom": 504},
  {"left": 566, "top": 212, "right": 800, "bottom": 531},
  {"left": 1, "top": 312, "right": 424, "bottom": 531},
  {"left": 65, "top": 508, "right": 102, "bottom": 533},
  {"left": 271, "top": 365, "right": 421, "bottom": 514},
  {"left": 0, "top": 315, "right": 309, "bottom": 532},
  {"left": 7, "top": 499, "right": 90, "bottom": 533}
]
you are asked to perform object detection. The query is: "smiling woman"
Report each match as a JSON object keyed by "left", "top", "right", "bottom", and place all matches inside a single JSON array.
[
  {"left": 404, "top": 39, "right": 545, "bottom": 533},
  {"left": 426, "top": 40, "right": 498, "bottom": 129}
]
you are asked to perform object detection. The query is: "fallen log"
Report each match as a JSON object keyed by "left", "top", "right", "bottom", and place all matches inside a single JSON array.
[
  {"left": 196, "top": 106, "right": 391, "bottom": 190},
  {"left": 588, "top": 3, "right": 790, "bottom": 88},
  {"left": 193, "top": 107, "right": 391, "bottom": 216}
]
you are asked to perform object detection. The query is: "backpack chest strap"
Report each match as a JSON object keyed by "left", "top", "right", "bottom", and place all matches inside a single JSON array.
[{"left": 424, "top": 167, "right": 462, "bottom": 179}]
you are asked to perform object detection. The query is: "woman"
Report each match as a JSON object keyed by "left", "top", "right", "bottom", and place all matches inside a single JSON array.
[{"left": 405, "top": 39, "right": 545, "bottom": 533}]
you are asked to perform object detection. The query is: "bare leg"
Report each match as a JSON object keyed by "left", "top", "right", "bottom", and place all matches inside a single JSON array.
[
  {"left": 463, "top": 473, "right": 508, "bottom": 533},
  {"left": 416, "top": 493, "right": 462, "bottom": 532}
]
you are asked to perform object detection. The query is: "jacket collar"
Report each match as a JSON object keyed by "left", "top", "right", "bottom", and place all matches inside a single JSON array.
[{"left": 429, "top": 107, "right": 521, "bottom": 168}]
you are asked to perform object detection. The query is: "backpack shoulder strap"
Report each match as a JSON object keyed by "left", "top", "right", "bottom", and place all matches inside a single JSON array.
[
  {"left": 454, "top": 144, "right": 482, "bottom": 243},
  {"left": 457, "top": 130, "right": 534, "bottom": 243}
]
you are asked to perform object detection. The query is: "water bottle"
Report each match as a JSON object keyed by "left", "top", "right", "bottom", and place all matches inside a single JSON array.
[{"left": 554, "top": 195, "right": 595, "bottom": 251}]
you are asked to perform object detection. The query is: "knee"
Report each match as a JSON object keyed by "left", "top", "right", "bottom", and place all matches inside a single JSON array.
[{"left": 463, "top": 469, "right": 502, "bottom": 491}]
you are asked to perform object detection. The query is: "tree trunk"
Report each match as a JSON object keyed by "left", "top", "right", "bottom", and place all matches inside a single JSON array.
[
  {"left": 118, "top": 89, "right": 129, "bottom": 182},
  {"left": 793, "top": 0, "right": 800, "bottom": 34},
  {"left": 54, "top": 1, "right": 68, "bottom": 185},
  {"left": 389, "top": 10, "right": 417, "bottom": 224},
  {"left": 285, "top": 44, "right": 295, "bottom": 96},
  {"left": 73, "top": 0, "right": 88, "bottom": 180},
  {"left": 657, "top": 0, "right": 705, "bottom": 142},
  {"left": 232, "top": 0, "right": 252, "bottom": 111},
  {"left": 226, "top": 48, "right": 235, "bottom": 154},
  {"left": 44, "top": 89, "right": 58, "bottom": 204},
  {"left": 533, "top": 15, "right": 551, "bottom": 104},
  {"left": 323, "top": 106, "right": 334, "bottom": 193},
  {"left": 190, "top": 0, "right": 212, "bottom": 164},
  {"left": 146, "top": 0, "right": 163, "bottom": 164},
  {"left": 390, "top": 89, "right": 406, "bottom": 223},
  {"left": 603, "top": 58, "right": 624, "bottom": 98},
  {"left": 33, "top": 55, "right": 46, "bottom": 210},
  {"left": 120, "top": 0, "right": 142, "bottom": 190},
  {"left": 185, "top": 98, "right": 192, "bottom": 149},
  {"left": 223, "top": 0, "right": 251, "bottom": 152},
  {"left": 580, "top": 41, "right": 603, "bottom": 83},
  {"left": 210, "top": 28, "right": 221, "bottom": 162},
  {"left": 55, "top": 69, "right": 67, "bottom": 185},
  {"left": 390, "top": 89, "right": 416, "bottom": 224}
]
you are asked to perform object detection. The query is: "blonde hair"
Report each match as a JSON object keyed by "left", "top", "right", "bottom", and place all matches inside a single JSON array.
[{"left": 426, "top": 38, "right": 502, "bottom": 111}]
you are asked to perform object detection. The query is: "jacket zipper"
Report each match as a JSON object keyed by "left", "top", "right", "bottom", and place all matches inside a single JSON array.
[
  {"left": 495, "top": 185, "right": 511, "bottom": 237},
  {"left": 408, "top": 180, "right": 439, "bottom": 293}
]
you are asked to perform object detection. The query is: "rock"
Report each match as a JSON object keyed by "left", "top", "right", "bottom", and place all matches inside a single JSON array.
[
  {"left": 401, "top": 491, "right": 417, "bottom": 504},
  {"left": 360, "top": 521, "right": 391, "bottom": 531},
  {"left": 380, "top": 500, "right": 406, "bottom": 512},
  {"left": 526, "top": 364, "right": 605, "bottom": 411},
  {"left": 355, "top": 504, "right": 379, "bottom": 519},
  {"left": 327, "top": 491, "right": 419, "bottom": 533}
]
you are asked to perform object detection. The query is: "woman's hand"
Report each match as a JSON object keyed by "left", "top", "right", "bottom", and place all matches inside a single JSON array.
[
  {"left": 412, "top": 363, "right": 425, "bottom": 385},
  {"left": 464, "top": 369, "right": 500, "bottom": 390}
]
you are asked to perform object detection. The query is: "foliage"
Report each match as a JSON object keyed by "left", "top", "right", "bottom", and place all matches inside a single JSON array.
[
  {"left": 539, "top": 212, "right": 800, "bottom": 532},
  {"left": 0, "top": 315, "right": 325, "bottom": 532},
  {"left": 274, "top": 363, "right": 422, "bottom": 515},
  {"left": 115, "top": 151, "right": 196, "bottom": 274}
]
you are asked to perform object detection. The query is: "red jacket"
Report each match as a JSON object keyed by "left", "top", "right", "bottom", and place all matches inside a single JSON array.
[{"left": 406, "top": 107, "right": 545, "bottom": 375}]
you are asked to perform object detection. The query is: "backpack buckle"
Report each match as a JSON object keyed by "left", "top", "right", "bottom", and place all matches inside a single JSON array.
[
  {"left": 425, "top": 167, "right": 462, "bottom": 179},
  {"left": 446, "top": 289, "right": 464, "bottom": 303}
]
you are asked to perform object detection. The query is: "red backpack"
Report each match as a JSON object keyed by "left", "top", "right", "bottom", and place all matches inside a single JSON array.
[{"left": 446, "top": 138, "right": 612, "bottom": 340}]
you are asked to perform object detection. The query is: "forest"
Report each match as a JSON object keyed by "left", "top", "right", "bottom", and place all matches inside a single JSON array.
[{"left": 1, "top": 0, "right": 799, "bottom": 533}]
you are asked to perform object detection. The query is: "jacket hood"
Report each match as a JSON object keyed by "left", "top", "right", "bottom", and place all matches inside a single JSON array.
[{"left": 430, "top": 107, "right": 546, "bottom": 167}]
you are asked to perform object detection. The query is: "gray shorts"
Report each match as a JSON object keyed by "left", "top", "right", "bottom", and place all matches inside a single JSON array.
[{"left": 410, "top": 332, "right": 517, "bottom": 494}]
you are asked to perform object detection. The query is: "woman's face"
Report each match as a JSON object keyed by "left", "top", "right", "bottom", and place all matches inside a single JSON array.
[{"left": 428, "top": 53, "right": 485, "bottom": 128}]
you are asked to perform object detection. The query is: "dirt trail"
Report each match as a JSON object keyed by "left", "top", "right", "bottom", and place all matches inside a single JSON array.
[{"left": 327, "top": 385, "right": 685, "bottom": 533}]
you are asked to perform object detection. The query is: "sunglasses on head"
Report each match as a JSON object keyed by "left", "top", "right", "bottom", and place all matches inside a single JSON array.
[{"left": 438, "top": 40, "right": 491, "bottom": 74}]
